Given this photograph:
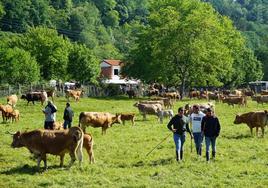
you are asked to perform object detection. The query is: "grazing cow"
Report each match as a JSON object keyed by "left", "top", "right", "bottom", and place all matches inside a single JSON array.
[
  {"left": 157, "top": 109, "right": 174, "bottom": 124},
  {"left": 0, "top": 104, "right": 13, "bottom": 122},
  {"left": 83, "top": 133, "right": 95, "bottom": 164},
  {"left": 7, "top": 95, "right": 18, "bottom": 107},
  {"left": 119, "top": 113, "right": 136, "bottom": 126},
  {"left": 21, "top": 92, "right": 48, "bottom": 105},
  {"left": 65, "top": 89, "right": 83, "bottom": 102},
  {"left": 79, "top": 112, "right": 122, "bottom": 135},
  {"left": 252, "top": 95, "right": 268, "bottom": 105},
  {"left": 233, "top": 111, "right": 268, "bottom": 137},
  {"left": 222, "top": 97, "right": 246, "bottom": 107},
  {"left": 10, "top": 109, "right": 20, "bottom": 123},
  {"left": 163, "top": 92, "right": 180, "bottom": 100},
  {"left": 10, "top": 127, "right": 84, "bottom": 170},
  {"left": 133, "top": 102, "right": 163, "bottom": 120}
]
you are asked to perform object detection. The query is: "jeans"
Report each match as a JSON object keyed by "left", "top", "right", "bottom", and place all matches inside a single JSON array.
[
  {"left": 205, "top": 136, "right": 216, "bottom": 153},
  {"left": 173, "top": 133, "right": 186, "bottom": 152},
  {"left": 193, "top": 132, "right": 203, "bottom": 150},
  {"left": 63, "top": 120, "right": 72, "bottom": 129}
]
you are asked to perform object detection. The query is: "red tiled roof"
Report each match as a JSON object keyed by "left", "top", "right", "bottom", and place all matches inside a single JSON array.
[{"left": 103, "top": 59, "right": 122, "bottom": 66}]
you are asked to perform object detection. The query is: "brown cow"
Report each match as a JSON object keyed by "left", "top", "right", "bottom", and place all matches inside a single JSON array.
[
  {"left": 10, "top": 109, "right": 20, "bottom": 123},
  {"left": 252, "top": 95, "right": 268, "bottom": 105},
  {"left": 163, "top": 92, "right": 180, "bottom": 100},
  {"left": 10, "top": 127, "right": 84, "bottom": 170},
  {"left": 233, "top": 111, "right": 268, "bottom": 137},
  {"left": 79, "top": 112, "right": 122, "bottom": 135},
  {"left": 65, "top": 89, "right": 83, "bottom": 102},
  {"left": 222, "top": 97, "right": 246, "bottom": 107},
  {"left": 119, "top": 113, "right": 136, "bottom": 126},
  {"left": 50, "top": 124, "right": 95, "bottom": 163},
  {"left": 7, "top": 94, "right": 18, "bottom": 107},
  {"left": 133, "top": 102, "right": 163, "bottom": 120}
]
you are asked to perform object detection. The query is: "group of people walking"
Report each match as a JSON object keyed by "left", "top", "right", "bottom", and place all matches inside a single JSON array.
[
  {"left": 42, "top": 101, "right": 74, "bottom": 130},
  {"left": 167, "top": 105, "right": 221, "bottom": 162}
]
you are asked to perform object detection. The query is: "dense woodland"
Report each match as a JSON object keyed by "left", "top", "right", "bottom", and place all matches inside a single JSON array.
[{"left": 0, "top": 0, "right": 267, "bottom": 89}]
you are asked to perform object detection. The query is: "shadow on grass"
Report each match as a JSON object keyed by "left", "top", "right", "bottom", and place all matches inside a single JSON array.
[
  {"left": 222, "top": 134, "right": 252, "bottom": 139},
  {"left": 0, "top": 164, "right": 64, "bottom": 175},
  {"left": 149, "top": 157, "right": 174, "bottom": 166}
]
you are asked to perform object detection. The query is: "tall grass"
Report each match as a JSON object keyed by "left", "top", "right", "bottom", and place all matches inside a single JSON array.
[{"left": 0, "top": 96, "right": 267, "bottom": 187}]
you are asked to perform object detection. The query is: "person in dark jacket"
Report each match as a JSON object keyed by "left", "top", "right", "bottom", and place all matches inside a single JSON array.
[
  {"left": 63, "top": 102, "right": 74, "bottom": 129},
  {"left": 201, "top": 108, "right": 221, "bottom": 161},
  {"left": 167, "top": 107, "right": 193, "bottom": 161}
]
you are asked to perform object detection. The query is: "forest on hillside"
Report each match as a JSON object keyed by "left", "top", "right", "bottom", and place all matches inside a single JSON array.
[{"left": 0, "top": 0, "right": 267, "bottom": 88}]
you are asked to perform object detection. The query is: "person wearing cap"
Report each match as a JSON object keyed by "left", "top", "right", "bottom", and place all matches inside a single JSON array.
[
  {"left": 43, "top": 100, "right": 57, "bottom": 130},
  {"left": 190, "top": 104, "right": 205, "bottom": 156},
  {"left": 167, "top": 107, "right": 193, "bottom": 161},
  {"left": 201, "top": 108, "right": 221, "bottom": 162},
  {"left": 63, "top": 102, "right": 74, "bottom": 129}
]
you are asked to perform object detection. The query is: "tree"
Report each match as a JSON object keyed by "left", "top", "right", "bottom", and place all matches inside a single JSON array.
[
  {"left": 123, "top": 0, "right": 260, "bottom": 95},
  {"left": 19, "top": 27, "right": 71, "bottom": 80},
  {"left": 68, "top": 43, "right": 100, "bottom": 84},
  {"left": 0, "top": 47, "right": 40, "bottom": 84}
]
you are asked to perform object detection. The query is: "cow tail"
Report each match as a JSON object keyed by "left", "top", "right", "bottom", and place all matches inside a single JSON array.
[
  {"left": 73, "top": 129, "right": 83, "bottom": 164},
  {"left": 78, "top": 112, "right": 85, "bottom": 127}
]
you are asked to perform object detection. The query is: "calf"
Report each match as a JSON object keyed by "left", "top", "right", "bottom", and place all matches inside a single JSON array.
[
  {"left": 65, "top": 89, "right": 83, "bottom": 102},
  {"left": 79, "top": 112, "right": 122, "bottom": 135},
  {"left": 0, "top": 104, "right": 13, "bottom": 122},
  {"left": 10, "top": 109, "right": 20, "bottom": 123},
  {"left": 234, "top": 110, "right": 268, "bottom": 137},
  {"left": 10, "top": 127, "right": 84, "bottom": 170},
  {"left": 157, "top": 109, "right": 174, "bottom": 124},
  {"left": 119, "top": 113, "right": 136, "bottom": 126},
  {"left": 83, "top": 133, "right": 95, "bottom": 164}
]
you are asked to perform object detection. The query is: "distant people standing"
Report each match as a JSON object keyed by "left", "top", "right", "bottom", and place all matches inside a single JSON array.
[
  {"left": 63, "top": 102, "right": 74, "bottom": 129},
  {"left": 190, "top": 105, "right": 205, "bottom": 156},
  {"left": 167, "top": 107, "right": 193, "bottom": 161},
  {"left": 201, "top": 108, "right": 221, "bottom": 162},
  {"left": 43, "top": 101, "right": 57, "bottom": 130}
]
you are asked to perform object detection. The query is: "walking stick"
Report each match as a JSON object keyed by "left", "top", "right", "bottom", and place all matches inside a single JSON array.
[
  {"left": 146, "top": 133, "right": 171, "bottom": 157},
  {"left": 191, "top": 136, "right": 193, "bottom": 153}
]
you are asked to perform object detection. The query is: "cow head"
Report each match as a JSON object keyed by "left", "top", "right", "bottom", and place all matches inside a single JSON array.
[
  {"left": 113, "top": 113, "right": 122, "bottom": 124},
  {"left": 11, "top": 131, "right": 24, "bottom": 148},
  {"left": 21, "top": 94, "right": 26, "bottom": 100},
  {"left": 233, "top": 115, "right": 241, "bottom": 124}
]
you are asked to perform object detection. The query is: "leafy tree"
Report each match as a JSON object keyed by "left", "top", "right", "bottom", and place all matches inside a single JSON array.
[
  {"left": 19, "top": 27, "right": 71, "bottom": 80},
  {"left": 0, "top": 47, "right": 40, "bottom": 84},
  {"left": 68, "top": 43, "right": 100, "bottom": 84},
  {"left": 124, "top": 0, "right": 259, "bottom": 94}
]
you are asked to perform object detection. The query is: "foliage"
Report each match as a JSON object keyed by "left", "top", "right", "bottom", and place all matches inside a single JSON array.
[
  {"left": 123, "top": 0, "right": 257, "bottom": 94},
  {"left": 0, "top": 47, "right": 40, "bottom": 84},
  {"left": 68, "top": 43, "right": 100, "bottom": 84},
  {"left": 19, "top": 27, "right": 71, "bottom": 81}
]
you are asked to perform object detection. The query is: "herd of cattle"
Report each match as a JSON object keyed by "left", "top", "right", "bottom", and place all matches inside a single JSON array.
[{"left": 1, "top": 88, "right": 268, "bottom": 171}]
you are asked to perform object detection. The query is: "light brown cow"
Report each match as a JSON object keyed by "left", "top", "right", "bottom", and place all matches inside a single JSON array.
[
  {"left": 163, "top": 92, "right": 180, "bottom": 100},
  {"left": 10, "top": 127, "right": 84, "bottom": 171},
  {"left": 233, "top": 110, "right": 268, "bottom": 137},
  {"left": 7, "top": 95, "right": 18, "bottom": 107},
  {"left": 65, "top": 89, "right": 83, "bottom": 102},
  {"left": 119, "top": 113, "right": 135, "bottom": 126},
  {"left": 83, "top": 133, "right": 95, "bottom": 164},
  {"left": 79, "top": 112, "right": 122, "bottom": 135},
  {"left": 10, "top": 109, "right": 20, "bottom": 123},
  {"left": 0, "top": 104, "right": 13, "bottom": 122}
]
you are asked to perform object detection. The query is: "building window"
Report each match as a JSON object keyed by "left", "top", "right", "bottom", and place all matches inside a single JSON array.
[{"left": 114, "top": 69, "right": 119, "bottom": 75}]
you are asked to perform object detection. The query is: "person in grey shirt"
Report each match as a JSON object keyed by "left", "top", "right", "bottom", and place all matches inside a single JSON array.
[{"left": 43, "top": 100, "right": 57, "bottom": 130}]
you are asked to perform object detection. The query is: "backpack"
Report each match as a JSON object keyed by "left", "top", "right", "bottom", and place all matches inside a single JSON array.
[{"left": 50, "top": 105, "right": 57, "bottom": 113}]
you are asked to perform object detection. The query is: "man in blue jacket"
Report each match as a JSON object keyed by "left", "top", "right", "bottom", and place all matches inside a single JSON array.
[{"left": 201, "top": 108, "right": 221, "bottom": 162}]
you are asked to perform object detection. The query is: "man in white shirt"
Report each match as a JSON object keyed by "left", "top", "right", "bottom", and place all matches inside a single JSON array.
[{"left": 190, "top": 105, "right": 205, "bottom": 156}]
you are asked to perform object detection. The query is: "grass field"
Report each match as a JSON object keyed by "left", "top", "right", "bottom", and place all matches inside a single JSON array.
[{"left": 0, "top": 96, "right": 268, "bottom": 188}]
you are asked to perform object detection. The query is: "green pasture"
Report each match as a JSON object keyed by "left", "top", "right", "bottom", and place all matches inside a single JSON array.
[{"left": 0, "top": 96, "right": 267, "bottom": 188}]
